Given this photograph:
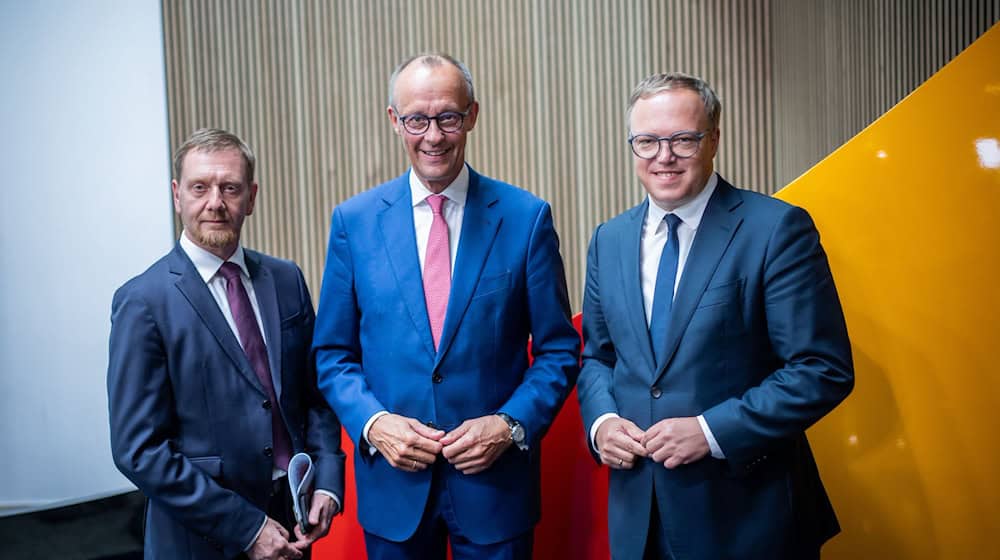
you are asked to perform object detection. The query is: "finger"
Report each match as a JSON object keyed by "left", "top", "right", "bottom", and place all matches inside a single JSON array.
[
  {"left": 439, "top": 423, "right": 470, "bottom": 446},
  {"left": 410, "top": 420, "right": 446, "bottom": 440},
  {"left": 625, "top": 438, "right": 648, "bottom": 457},
  {"left": 405, "top": 447, "right": 439, "bottom": 464},
  {"left": 622, "top": 422, "right": 646, "bottom": 442},
  {"left": 280, "top": 541, "right": 304, "bottom": 559},
  {"left": 454, "top": 455, "right": 491, "bottom": 474},
  {"left": 441, "top": 434, "right": 475, "bottom": 460},
  {"left": 650, "top": 446, "right": 671, "bottom": 464}
]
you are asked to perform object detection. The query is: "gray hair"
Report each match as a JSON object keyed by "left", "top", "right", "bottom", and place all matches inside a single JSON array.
[
  {"left": 172, "top": 128, "right": 256, "bottom": 183},
  {"left": 387, "top": 52, "right": 476, "bottom": 108},
  {"left": 626, "top": 72, "right": 722, "bottom": 132}
]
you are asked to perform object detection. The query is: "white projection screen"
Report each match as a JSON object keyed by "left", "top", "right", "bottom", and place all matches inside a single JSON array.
[{"left": 0, "top": 0, "right": 173, "bottom": 515}]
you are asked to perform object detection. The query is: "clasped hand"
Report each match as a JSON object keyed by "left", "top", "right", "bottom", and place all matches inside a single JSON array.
[
  {"left": 595, "top": 416, "right": 710, "bottom": 470},
  {"left": 369, "top": 413, "right": 512, "bottom": 475}
]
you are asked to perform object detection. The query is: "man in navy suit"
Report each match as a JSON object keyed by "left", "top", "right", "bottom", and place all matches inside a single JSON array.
[
  {"left": 578, "top": 73, "right": 854, "bottom": 559},
  {"left": 108, "top": 129, "right": 345, "bottom": 559},
  {"left": 312, "top": 53, "right": 580, "bottom": 559}
]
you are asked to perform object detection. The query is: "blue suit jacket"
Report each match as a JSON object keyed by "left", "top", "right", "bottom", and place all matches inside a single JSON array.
[
  {"left": 108, "top": 245, "right": 345, "bottom": 559},
  {"left": 312, "top": 168, "right": 580, "bottom": 544},
  {"left": 578, "top": 178, "right": 854, "bottom": 560}
]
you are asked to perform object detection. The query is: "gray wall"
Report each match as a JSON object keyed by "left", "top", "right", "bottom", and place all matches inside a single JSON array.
[{"left": 0, "top": 0, "right": 172, "bottom": 513}]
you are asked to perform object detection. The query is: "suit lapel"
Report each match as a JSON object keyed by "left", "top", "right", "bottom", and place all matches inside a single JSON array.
[
  {"left": 434, "top": 170, "right": 501, "bottom": 367},
  {"left": 246, "top": 251, "right": 283, "bottom": 400},
  {"left": 378, "top": 176, "right": 437, "bottom": 359},
  {"left": 655, "top": 180, "right": 743, "bottom": 380},
  {"left": 618, "top": 200, "right": 657, "bottom": 374},
  {"left": 169, "top": 246, "right": 266, "bottom": 394}
]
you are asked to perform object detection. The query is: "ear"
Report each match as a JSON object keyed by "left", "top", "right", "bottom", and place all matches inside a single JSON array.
[
  {"left": 707, "top": 127, "right": 721, "bottom": 158},
  {"left": 246, "top": 182, "right": 259, "bottom": 216},
  {"left": 464, "top": 101, "right": 481, "bottom": 131},
  {"left": 387, "top": 105, "right": 402, "bottom": 136},
  {"left": 171, "top": 180, "right": 181, "bottom": 213}
]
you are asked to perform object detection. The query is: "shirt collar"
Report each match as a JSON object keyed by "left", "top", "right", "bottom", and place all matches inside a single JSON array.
[
  {"left": 409, "top": 164, "right": 470, "bottom": 208},
  {"left": 645, "top": 172, "right": 719, "bottom": 230},
  {"left": 179, "top": 231, "right": 250, "bottom": 283}
]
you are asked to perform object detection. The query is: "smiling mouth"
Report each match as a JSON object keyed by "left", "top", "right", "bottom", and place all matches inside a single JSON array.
[{"left": 421, "top": 148, "right": 451, "bottom": 157}]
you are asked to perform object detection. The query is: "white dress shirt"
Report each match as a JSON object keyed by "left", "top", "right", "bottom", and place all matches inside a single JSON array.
[
  {"left": 589, "top": 173, "right": 725, "bottom": 459},
  {"left": 361, "top": 165, "right": 470, "bottom": 447}
]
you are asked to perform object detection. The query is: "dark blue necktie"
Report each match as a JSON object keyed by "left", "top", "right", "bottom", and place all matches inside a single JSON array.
[{"left": 649, "top": 213, "right": 683, "bottom": 365}]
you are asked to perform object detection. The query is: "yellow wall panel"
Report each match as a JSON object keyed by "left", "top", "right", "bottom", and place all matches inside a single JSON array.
[{"left": 778, "top": 22, "right": 1000, "bottom": 559}]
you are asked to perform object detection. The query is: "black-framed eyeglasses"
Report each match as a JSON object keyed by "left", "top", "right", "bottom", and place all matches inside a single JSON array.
[
  {"left": 395, "top": 105, "right": 473, "bottom": 135},
  {"left": 628, "top": 131, "right": 707, "bottom": 160}
]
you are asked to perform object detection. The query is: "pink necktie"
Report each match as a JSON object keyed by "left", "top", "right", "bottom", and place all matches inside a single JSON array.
[
  {"left": 218, "top": 262, "right": 292, "bottom": 470},
  {"left": 423, "top": 194, "right": 451, "bottom": 350}
]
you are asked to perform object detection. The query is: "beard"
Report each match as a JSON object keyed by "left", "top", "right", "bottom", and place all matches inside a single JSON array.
[{"left": 194, "top": 227, "right": 238, "bottom": 250}]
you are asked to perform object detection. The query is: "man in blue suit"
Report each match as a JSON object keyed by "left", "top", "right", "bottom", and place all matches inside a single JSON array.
[
  {"left": 312, "top": 53, "right": 580, "bottom": 559},
  {"left": 108, "top": 129, "right": 345, "bottom": 559},
  {"left": 578, "top": 73, "right": 854, "bottom": 559}
]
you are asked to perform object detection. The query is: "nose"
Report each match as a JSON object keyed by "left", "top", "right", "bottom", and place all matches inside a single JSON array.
[
  {"left": 205, "top": 186, "right": 225, "bottom": 209},
  {"left": 423, "top": 120, "right": 445, "bottom": 143},
  {"left": 655, "top": 140, "right": 677, "bottom": 163}
]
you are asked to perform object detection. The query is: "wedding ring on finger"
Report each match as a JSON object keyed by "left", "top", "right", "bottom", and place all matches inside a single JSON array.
[
  {"left": 618, "top": 458, "right": 624, "bottom": 467},
  {"left": 412, "top": 459, "right": 418, "bottom": 470}
]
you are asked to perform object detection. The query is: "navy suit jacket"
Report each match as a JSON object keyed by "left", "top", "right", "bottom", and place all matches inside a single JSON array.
[
  {"left": 108, "top": 245, "right": 345, "bottom": 559},
  {"left": 312, "top": 168, "right": 580, "bottom": 544},
  {"left": 578, "top": 178, "right": 854, "bottom": 560}
]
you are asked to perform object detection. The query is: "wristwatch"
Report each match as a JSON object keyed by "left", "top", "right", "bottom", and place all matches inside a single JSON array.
[{"left": 497, "top": 413, "right": 527, "bottom": 451}]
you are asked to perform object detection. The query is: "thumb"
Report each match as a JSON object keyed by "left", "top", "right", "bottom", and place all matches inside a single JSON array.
[
  {"left": 410, "top": 419, "right": 445, "bottom": 440},
  {"left": 439, "top": 422, "right": 469, "bottom": 445}
]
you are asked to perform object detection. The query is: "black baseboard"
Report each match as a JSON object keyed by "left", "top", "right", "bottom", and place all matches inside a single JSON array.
[{"left": 0, "top": 491, "right": 144, "bottom": 559}]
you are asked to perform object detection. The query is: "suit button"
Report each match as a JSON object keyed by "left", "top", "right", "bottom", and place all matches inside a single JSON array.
[
  {"left": 262, "top": 400, "right": 272, "bottom": 410},
  {"left": 432, "top": 374, "right": 443, "bottom": 384},
  {"left": 650, "top": 386, "right": 662, "bottom": 399},
  {"left": 263, "top": 446, "right": 273, "bottom": 457}
]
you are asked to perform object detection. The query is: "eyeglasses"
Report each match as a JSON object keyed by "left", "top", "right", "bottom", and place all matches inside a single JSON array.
[
  {"left": 628, "top": 131, "right": 707, "bottom": 160},
  {"left": 395, "top": 105, "right": 473, "bottom": 135}
]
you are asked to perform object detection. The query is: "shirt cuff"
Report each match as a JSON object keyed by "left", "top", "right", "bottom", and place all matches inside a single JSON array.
[
  {"left": 314, "top": 489, "right": 342, "bottom": 515},
  {"left": 362, "top": 410, "right": 389, "bottom": 456},
  {"left": 243, "top": 514, "right": 268, "bottom": 552},
  {"left": 589, "top": 412, "right": 620, "bottom": 451},
  {"left": 697, "top": 414, "right": 725, "bottom": 459}
]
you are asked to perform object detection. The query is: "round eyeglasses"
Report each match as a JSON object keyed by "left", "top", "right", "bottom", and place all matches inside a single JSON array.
[
  {"left": 628, "top": 131, "right": 707, "bottom": 159},
  {"left": 396, "top": 105, "right": 473, "bottom": 135}
]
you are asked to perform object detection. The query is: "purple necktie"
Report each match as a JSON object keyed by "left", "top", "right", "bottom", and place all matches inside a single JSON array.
[
  {"left": 219, "top": 262, "right": 292, "bottom": 470},
  {"left": 423, "top": 194, "right": 451, "bottom": 350}
]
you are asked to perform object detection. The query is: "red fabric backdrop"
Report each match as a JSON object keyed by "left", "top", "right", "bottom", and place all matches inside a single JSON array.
[{"left": 313, "top": 314, "right": 610, "bottom": 559}]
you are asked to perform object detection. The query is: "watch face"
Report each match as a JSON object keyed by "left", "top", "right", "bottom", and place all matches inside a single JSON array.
[{"left": 511, "top": 424, "right": 526, "bottom": 443}]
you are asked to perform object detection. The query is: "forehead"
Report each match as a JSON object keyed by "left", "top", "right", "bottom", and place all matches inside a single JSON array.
[
  {"left": 393, "top": 62, "right": 470, "bottom": 111},
  {"left": 180, "top": 148, "right": 247, "bottom": 181},
  {"left": 629, "top": 89, "right": 709, "bottom": 133}
]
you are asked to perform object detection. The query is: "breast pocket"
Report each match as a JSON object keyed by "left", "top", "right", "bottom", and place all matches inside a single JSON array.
[
  {"left": 690, "top": 278, "right": 745, "bottom": 336},
  {"left": 472, "top": 270, "right": 511, "bottom": 300},
  {"left": 697, "top": 278, "right": 742, "bottom": 309}
]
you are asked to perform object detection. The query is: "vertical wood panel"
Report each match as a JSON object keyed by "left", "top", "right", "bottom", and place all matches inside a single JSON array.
[{"left": 162, "top": 0, "right": 999, "bottom": 310}]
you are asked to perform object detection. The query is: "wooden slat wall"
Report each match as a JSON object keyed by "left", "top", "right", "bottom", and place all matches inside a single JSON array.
[
  {"left": 771, "top": 0, "right": 999, "bottom": 185},
  {"left": 162, "top": 0, "right": 998, "bottom": 309}
]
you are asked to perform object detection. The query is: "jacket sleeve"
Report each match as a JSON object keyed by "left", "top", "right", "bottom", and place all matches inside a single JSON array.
[
  {"left": 701, "top": 206, "right": 855, "bottom": 468},
  {"left": 497, "top": 202, "right": 581, "bottom": 448}
]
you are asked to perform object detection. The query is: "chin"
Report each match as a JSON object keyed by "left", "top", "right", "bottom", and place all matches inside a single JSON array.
[{"left": 198, "top": 230, "right": 237, "bottom": 250}]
